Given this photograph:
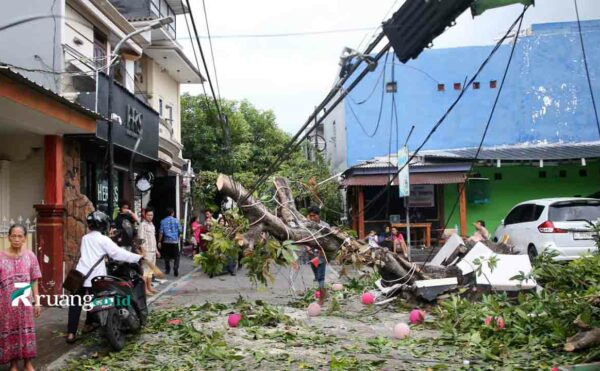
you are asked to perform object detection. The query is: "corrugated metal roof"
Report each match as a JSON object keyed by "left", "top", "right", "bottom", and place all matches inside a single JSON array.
[
  {"left": 0, "top": 66, "right": 104, "bottom": 120},
  {"left": 419, "top": 141, "right": 600, "bottom": 160},
  {"left": 342, "top": 172, "right": 466, "bottom": 187}
]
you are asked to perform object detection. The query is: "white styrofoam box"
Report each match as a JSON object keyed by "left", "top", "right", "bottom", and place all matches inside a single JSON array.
[
  {"left": 475, "top": 254, "right": 537, "bottom": 290},
  {"left": 427, "top": 233, "right": 464, "bottom": 267},
  {"left": 456, "top": 242, "right": 494, "bottom": 275}
]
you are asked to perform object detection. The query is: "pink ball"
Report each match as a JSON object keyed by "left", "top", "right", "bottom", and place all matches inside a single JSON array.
[
  {"left": 307, "top": 302, "right": 321, "bottom": 317},
  {"left": 228, "top": 313, "right": 242, "bottom": 328},
  {"left": 393, "top": 323, "right": 411, "bottom": 339},
  {"left": 314, "top": 290, "right": 321, "bottom": 299},
  {"left": 361, "top": 292, "right": 375, "bottom": 305},
  {"left": 332, "top": 283, "right": 344, "bottom": 291},
  {"left": 409, "top": 309, "right": 426, "bottom": 325}
]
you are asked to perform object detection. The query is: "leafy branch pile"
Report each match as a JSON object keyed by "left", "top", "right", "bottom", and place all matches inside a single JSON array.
[{"left": 433, "top": 250, "right": 600, "bottom": 368}]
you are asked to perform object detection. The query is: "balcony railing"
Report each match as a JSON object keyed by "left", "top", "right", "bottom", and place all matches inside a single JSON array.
[{"left": 150, "top": 0, "right": 176, "bottom": 39}]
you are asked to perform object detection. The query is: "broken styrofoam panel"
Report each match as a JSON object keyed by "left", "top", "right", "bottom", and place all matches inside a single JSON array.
[
  {"left": 427, "top": 233, "right": 464, "bottom": 267},
  {"left": 457, "top": 242, "right": 494, "bottom": 275},
  {"left": 415, "top": 277, "right": 458, "bottom": 288},
  {"left": 415, "top": 278, "right": 459, "bottom": 301},
  {"left": 375, "top": 279, "right": 409, "bottom": 296},
  {"left": 475, "top": 254, "right": 537, "bottom": 290}
]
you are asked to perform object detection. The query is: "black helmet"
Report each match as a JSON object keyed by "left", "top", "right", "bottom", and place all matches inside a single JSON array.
[{"left": 87, "top": 211, "right": 111, "bottom": 233}]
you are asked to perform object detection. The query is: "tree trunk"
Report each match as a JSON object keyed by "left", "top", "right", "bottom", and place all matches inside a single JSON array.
[
  {"left": 216, "top": 174, "right": 427, "bottom": 283},
  {"left": 564, "top": 328, "right": 600, "bottom": 352}
]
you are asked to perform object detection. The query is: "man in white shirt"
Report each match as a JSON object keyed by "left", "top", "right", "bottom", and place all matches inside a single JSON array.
[{"left": 66, "top": 211, "right": 142, "bottom": 344}]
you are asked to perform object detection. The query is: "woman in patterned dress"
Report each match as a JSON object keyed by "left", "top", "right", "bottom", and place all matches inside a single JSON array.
[{"left": 0, "top": 224, "right": 42, "bottom": 371}]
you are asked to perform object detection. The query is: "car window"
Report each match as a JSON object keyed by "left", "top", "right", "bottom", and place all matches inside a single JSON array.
[
  {"left": 548, "top": 200, "right": 600, "bottom": 222},
  {"left": 505, "top": 204, "right": 537, "bottom": 225},
  {"left": 533, "top": 205, "right": 545, "bottom": 221}
]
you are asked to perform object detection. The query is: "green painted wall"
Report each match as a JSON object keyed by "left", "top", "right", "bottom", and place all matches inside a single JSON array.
[{"left": 444, "top": 161, "right": 600, "bottom": 236}]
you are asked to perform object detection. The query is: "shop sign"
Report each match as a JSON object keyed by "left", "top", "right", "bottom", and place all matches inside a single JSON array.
[
  {"left": 126, "top": 105, "right": 142, "bottom": 138},
  {"left": 408, "top": 185, "right": 435, "bottom": 208}
]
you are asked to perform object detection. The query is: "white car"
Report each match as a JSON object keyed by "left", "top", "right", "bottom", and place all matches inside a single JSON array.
[{"left": 493, "top": 198, "right": 600, "bottom": 261}]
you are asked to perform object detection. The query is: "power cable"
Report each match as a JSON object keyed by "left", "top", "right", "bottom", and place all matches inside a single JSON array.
[
  {"left": 419, "top": 5, "right": 527, "bottom": 265},
  {"left": 237, "top": 31, "right": 390, "bottom": 206},
  {"left": 346, "top": 52, "right": 390, "bottom": 137},
  {"left": 201, "top": 0, "right": 222, "bottom": 102},
  {"left": 359, "top": 6, "right": 529, "bottom": 223},
  {"left": 181, "top": 2, "right": 210, "bottom": 102},
  {"left": 574, "top": 0, "right": 600, "bottom": 139},
  {"left": 177, "top": 27, "right": 375, "bottom": 40}
]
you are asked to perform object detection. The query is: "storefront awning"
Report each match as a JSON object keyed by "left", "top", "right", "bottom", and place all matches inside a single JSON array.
[{"left": 342, "top": 172, "right": 466, "bottom": 187}]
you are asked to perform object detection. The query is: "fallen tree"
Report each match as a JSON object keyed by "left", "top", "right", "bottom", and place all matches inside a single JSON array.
[{"left": 215, "top": 174, "right": 429, "bottom": 283}]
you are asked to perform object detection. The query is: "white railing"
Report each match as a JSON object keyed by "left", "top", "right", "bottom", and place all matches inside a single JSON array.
[{"left": 0, "top": 216, "right": 37, "bottom": 252}]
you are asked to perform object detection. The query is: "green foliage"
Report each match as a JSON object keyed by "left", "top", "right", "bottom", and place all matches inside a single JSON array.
[
  {"left": 181, "top": 94, "right": 341, "bottom": 224},
  {"left": 240, "top": 238, "right": 299, "bottom": 285},
  {"left": 434, "top": 249, "right": 600, "bottom": 368}
]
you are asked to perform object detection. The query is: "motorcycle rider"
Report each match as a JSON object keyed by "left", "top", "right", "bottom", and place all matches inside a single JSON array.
[{"left": 66, "top": 211, "right": 143, "bottom": 344}]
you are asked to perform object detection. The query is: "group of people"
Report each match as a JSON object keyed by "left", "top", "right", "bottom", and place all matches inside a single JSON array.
[{"left": 366, "top": 225, "right": 409, "bottom": 258}]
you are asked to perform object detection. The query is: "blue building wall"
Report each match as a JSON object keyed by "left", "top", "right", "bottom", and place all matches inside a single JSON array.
[{"left": 344, "top": 20, "right": 600, "bottom": 167}]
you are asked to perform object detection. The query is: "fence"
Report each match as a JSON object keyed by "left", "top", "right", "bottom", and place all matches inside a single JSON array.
[{"left": 0, "top": 216, "right": 37, "bottom": 252}]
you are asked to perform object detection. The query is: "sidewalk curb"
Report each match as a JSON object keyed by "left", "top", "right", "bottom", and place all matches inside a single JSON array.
[
  {"left": 43, "top": 265, "right": 202, "bottom": 370},
  {"left": 146, "top": 266, "right": 202, "bottom": 305}
]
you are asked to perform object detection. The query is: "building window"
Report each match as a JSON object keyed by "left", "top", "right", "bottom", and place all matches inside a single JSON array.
[
  {"left": 166, "top": 105, "right": 173, "bottom": 124},
  {"left": 539, "top": 171, "right": 547, "bottom": 178},
  {"left": 437, "top": 83, "right": 445, "bottom": 92},
  {"left": 579, "top": 169, "right": 588, "bottom": 177},
  {"left": 559, "top": 170, "right": 567, "bottom": 178},
  {"left": 494, "top": 173, "right": 502, "bottom": 180},
  {"left": 490, "top": 80, "right": 497, "bottom": 89},
  {"left": 453, "top": 82, "right": 461, "bottom": 90},
  {"left": 93, "top": 30, "right": 107, "bottom": 69},
  {"left": 473, "top": 82, "right": 480, "bottom": 89},
  {"left": 159, "top": 99, "right": 163, "bottom": 116}
]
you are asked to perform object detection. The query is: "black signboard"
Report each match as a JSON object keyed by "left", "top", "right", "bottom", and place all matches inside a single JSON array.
[{"left": 78, "top": 72, "right": 159, "bottom": 161}]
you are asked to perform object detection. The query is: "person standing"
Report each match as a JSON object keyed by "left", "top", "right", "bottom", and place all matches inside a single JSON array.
[
  {"left": 113, "top": 200, "right": 139, "bottom": 250},
  {"left": 66, "top": 211, "right": 143, "bottom": 344},
  {"left": 159, "top": 208, "right": 182, "bottom": 277},
  {"left": 139, "top": 207, "right": 159, "bottom": 296},
  {"left": 306, "top": 206, "right": 329, "bottom": 306},
  {"left": 190, "top": 215, "right": 204, "bottom": 255},
  {"left": 0, "top": 224, "right": 42, "bottom": 371}
]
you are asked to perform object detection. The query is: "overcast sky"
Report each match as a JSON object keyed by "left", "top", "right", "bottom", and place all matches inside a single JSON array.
[{"left": 178, "top": 0, "right": 600, "bottom": 134}]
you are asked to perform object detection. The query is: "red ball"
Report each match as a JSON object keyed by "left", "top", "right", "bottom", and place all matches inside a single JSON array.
[
  {"left": 228, "top": 313, "right": 242, "bottom": 327},
  {"left": 361, "top": 292, "right": 375, "bottom": 305},
  {"left": 409, "top": 309, "right": 426, "bottom": 325},
  {"left": 314, "top": 290, "right": 321, "bottom": 299}
]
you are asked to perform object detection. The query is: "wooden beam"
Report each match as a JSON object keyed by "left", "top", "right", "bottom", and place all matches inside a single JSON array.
[
  {"left": 358, "top": 187, "right": 365, "bottom": 239},
  {"left": 458, "top": 183, "right": 467, "bottom": 237}
]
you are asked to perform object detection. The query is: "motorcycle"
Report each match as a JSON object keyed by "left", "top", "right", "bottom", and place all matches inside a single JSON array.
[{"left": 89, "top": 256, "right": 148, "bottom": 351}]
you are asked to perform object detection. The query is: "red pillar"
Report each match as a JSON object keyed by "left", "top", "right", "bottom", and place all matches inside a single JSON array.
[{"left": 34, "top": 136, "right": 65, "bottom": 297}]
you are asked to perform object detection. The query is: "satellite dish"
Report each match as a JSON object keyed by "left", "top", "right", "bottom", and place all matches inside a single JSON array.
[{"left": 135, "top": 172, "right": 154, "bottom": 192}]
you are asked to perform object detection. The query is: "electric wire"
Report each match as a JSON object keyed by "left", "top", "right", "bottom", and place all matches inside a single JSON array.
[
  {"left": 201, "top": 0, "right": 222, "bottom": 102},
  {"left": 419, "top": 5, "right": 528, "bottom": 265},
  {"left": 573, "top": 0, "right": 600, "bottom": 139},
  {"left": 237, "top": 34, "right": 390, "bottom": 206},
  {"left": 177, "top": 27, "right": 376, "bottom": 40},
  {"left": 359, "top": 6, "right": 529, "bottom": 224},
  {"left": 346, "top": 52, "right": 390, "bottom": 137}
]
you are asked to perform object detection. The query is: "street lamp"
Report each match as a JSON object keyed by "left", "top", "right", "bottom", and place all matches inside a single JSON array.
[{"left": 107, "top": 16, "right": 173, "bottom": 217}]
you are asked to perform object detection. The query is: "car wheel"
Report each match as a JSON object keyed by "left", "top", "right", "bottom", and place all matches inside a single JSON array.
[{"left": 528, "top": 244, "right": 538, "bottom": 263}]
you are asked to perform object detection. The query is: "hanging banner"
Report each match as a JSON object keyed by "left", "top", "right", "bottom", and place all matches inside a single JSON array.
[{"left": 398, "top": 146, "right": 410, "bottom": 198}]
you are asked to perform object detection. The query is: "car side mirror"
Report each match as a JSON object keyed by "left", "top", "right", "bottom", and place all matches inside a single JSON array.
[{"left": 500, "top": 219, "right": 505, "bottom": 226}]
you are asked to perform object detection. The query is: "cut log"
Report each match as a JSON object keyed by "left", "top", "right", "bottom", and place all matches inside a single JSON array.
[
  {"left": 216, "top": 174, "right": 430, "bottom": 283},
  {"left": 565, "top": 328, "right": 600, "bottom": 352}
]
